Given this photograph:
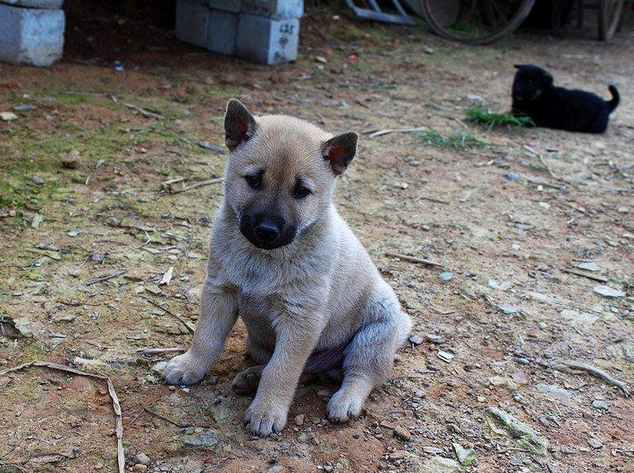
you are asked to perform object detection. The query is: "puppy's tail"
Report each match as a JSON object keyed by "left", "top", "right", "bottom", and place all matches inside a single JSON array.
[{"left": 607, "top": 85, "right": 620, "bottom": 113}]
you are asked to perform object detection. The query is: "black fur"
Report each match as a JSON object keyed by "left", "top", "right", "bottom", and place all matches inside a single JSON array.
[{"left": 512, "top": 64, "right": 619, "bottom": 134}]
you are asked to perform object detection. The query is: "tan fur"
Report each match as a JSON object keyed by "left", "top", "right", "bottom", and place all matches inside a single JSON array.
[{"left": 164, "top": 100, "right": 412, "bottom": 436}]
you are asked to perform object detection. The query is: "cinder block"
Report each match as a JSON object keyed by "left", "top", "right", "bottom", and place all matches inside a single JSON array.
[
  {"left": 241, "top": 0, "right": 303, "bottom": 19},
  {"left": 208, "top": 0, "right": 241, "bottom": 13},
  {"left": 206, "top": 9, "right": 238, "bottom": 55},
  {"left": 175, "top": 0, "right": 209, "bottom": 48},
  {"left": 0, "top": 4, "right": 64, "bottom": 66},
  {"left": 0, "top": 0, "right": 64, "bottom": 9},
  {"left": 237, "top": 14, "right": 298, "bottom": 65}
]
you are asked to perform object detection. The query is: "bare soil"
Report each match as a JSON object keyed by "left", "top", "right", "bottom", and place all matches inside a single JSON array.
[{"left": 1, "top": 7, "right": 633, "bottom": 473}]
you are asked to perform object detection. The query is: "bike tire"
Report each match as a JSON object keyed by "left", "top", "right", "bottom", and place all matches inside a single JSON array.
[
  {"left": 421, "top": 0, "right": 536, "bottom": 45},
  {"left": 598, "top": 0, "right": 625, "bottom": 41}
]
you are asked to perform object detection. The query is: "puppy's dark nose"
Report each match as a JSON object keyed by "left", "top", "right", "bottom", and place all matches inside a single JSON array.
[{"left": 254, "top": 220, "right": 280, "bottom": 242}]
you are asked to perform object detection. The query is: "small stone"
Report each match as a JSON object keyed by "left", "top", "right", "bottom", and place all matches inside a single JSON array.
[
  {"left": 60, "top": 150, "right": 81, "bottom": 169},
  {"left": 591, "top": 399, "right": 608, "bottom": 411},
  {"left": 423, "top": 45, "right": 434, "bottom": 54},
  {"left": 422, "top": 446, "right": 443, "bottom": 454},
  {"left": 133, "top": 465, "right": 147, "bottom": 472},
  {"left": 426, "top": 334, "right": 443, "bottom": 344},
  {"left": 1, "top": 112, "right": 18, "bottom": 121},
  {"left": 67, "top": 230, "right": 79, "bottom": 237},
  {"left": 31, "top": 213, "right": 44, "bottom": 228},
  {"left": 14, "top": 317, "right": 34, "bottom": 337},
  {"left": 183, "top": 430, "right": 219, "bottom": 448},
  {"left": 294, "top": 414, "right": 305, "bottom": 426},
  {"left": 452, "top": 443, "right": 475, "bottom": 466},
  {"left": 323, "top": 466, "right": 333, "bottom": 473},
  {"left": 393, "top": 427, "right": 411, "bottom": 441},
  {"left": 408, "top": 334, "right": 423, "bottom": 345},
  {"left": 485, "top": 407, "right": 549, "bottom": 455},
  {"left": 94, "top": 463, "right": 104, "bottom": 469},
  {"left": 315, "top": 56, "right": 327, "bottom": 64},
  {"left": 412, "top": 389, "right": 426, "bottom": 398},
  {"left": 467, "top": 93, "right": 484, "bottom": 103},
  {"left": 587, "top": 435, "right": 603, "bottom": 449},
  {"left": 151, "top": 361, "right": 168, "bottom": 375},
  {"left": 437, "top": 350, "right": 455, "bottom": 363},
  {"left": 560, "top": 309, "right": 598, "bottom": 327},
  {"left": 505, "top": 171, "right": 519, "bottom": 181},
  {"left": 576, "top": 262, "right": 601, "bottom": 272},
  {"left": 31, "top": 175, "right": 45, "bottom": 185},
  {"left": 440, "top": 272, "right": 453, "bottom": 281},
  {"left": 106, "top": 216, "right": 121, "bottom": 227},
  {"left": 419, "top": 456, "right": 459, "bottom": 473},
  {"left": 267, "top": 466, "right": 284, "bottom": 473},
  {"left": 390, "top": 450, "right": 410, "bottom": 461},
  {"left": 594, "top": 285, "right": 625, "bottom": 298},
  {"left": 501, "top": 304, "right": 518, "bottom": 314},
  {"left": 536, "top": 384, "right": 572, "bottom": 401},
  {"left": 135, "top": 453, "right": 151, "bottom": 465}
]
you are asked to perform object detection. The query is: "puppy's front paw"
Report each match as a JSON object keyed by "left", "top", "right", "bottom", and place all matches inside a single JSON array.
[
  {"left": 326, "top": 390, "right": 364, "bottom": 423},
  {"left": 244, "top": 399, "right": 287, "bottom": 436},
  {"left": 163, "top": 351, "right": 208, "bottom": 385}
]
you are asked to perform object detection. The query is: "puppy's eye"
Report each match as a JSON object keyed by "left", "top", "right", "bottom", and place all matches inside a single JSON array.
[
  {"left": 293, "top": 184, "right": 311, "bottom": 199},
  {"left": 245, "top": 174, "right": 262, "bottom": 189}
]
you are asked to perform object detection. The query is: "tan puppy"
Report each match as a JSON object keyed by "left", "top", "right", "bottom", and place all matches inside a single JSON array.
[{"left": 164, "top": 99, "right": 412, "bottom": 436}]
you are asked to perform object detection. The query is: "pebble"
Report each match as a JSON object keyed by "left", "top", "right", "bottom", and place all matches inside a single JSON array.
[
  {"left": 393, "top": 427, "right": 411, "bottom": 441},
  {"left": 536, "top": 383, "right": 572, "bottom": 401},
  {"left": 390, "top": 450, "right": 409, "bottom": 460},
  {"left": 31, "top": 175, "right": 45, "bottom": 185},
  {"left": 437, "top": 350, "right": 455, "bottom": 363},
  {"left": 591, "top": 399, "right": 608, "bottom": 411},
  {"left": 426, "top": 334, "right": 443, "bottom": 344},
  {"left": 294, "top": 414, "right": 305, "bottom": 426},
  {"left": 151, "top": 361, "right": 168, "bottom": 374},
  {"left": 452, "top": 443, "right": 475, "bottom": 466},
  {"left": 106, "top": 216, "right": 121, "bottom": 227},
  {"left": 0, "top": 112, "right": 18, "bottom": 121},
  {"left": 267, "top": 466, "right": 284, "bottom": 473},
  {"left": 505, "top": 171, "right": 519, "bottom": 181},
  {"left": 440, "top": 271, "right": 453, "bottom": 281},
  {"left": 408, "top": 334, "right": 423, "bottom": 345},
  {"left": 594, "top": 285, "right": 625, "bottom": 298},
  {"left": 136, "top": 453, "right": 150, "bottom": 465},
  {"left": 587, "top": 435, "right": 603, "bottom": 449},
  {"left": 576, "top": 262, "right": 601, "bottom": 272},
  {"left": 133, "top": 465, "right": 147, "bottom": 472}
]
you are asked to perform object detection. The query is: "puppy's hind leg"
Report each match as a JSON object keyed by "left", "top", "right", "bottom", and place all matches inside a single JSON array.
[
  {"left": 231, "top": 337, "right": 272, "bottom": 395},
  {"left": 327, "top": 287, "right": 411, "bottom": 423}
]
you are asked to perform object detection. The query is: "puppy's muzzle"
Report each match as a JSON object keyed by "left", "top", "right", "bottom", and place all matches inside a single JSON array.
[{"left": 240, "top": 214, "right": 296, "bottom": 250}]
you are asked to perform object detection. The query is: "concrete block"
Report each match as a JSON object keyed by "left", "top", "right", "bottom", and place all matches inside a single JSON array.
[
  {"left": 208, "top": 0, "right": 241, "bottom": 13},
  {"left": 0, "top": 0, "right": 64, "bottom": 9},
  {"left": 237, "top": 14, "right": 298, "bottom": 65},
  {"left": 0, "top": 4, "right": 64, "bottom": 66},
  {"left": 241, "top": 0, "right": 303, "bottom": 19},
  {"left": 175, "top": 0, "right": 209, "bottom": 48},
  {"left": 206, "top": 9, "right": 238, "bottom": 55}
]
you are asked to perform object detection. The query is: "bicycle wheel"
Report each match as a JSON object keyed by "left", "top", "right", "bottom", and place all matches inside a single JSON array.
[
  {"left": 421, "top": 0, "right": 536, "bottom": 44},
  {"left": 598, "top": 0, "right": 625, "bottom": 41}
]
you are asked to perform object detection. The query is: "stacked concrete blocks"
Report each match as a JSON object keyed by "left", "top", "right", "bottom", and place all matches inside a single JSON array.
[
  {"left": 175, "top": 0, "right": 301, "bottom": 65},
  {"left": 0, "top": 0, "right": 65, "bottom": 66}
]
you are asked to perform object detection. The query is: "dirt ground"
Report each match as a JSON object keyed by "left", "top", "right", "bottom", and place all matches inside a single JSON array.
[{"left": 1, "top": 5, "right": 633, "bottom": 473}]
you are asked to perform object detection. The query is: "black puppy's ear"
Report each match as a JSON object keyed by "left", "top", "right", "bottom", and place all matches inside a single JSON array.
[
  {"left": 541, "top": 70, "right": 554, "bottom": 85},
  {"left": 224, "top": 99, "right": 257, "bottom": 151},
  {"left": 322, "top": 132, "right": 358, "bottom": 176}
]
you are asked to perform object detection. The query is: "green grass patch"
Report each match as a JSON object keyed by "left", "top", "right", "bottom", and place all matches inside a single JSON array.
[
  {"left": 464, "top": 105, "right": 533, "bottom": 130},
  {"left": 420, "top": 130, "right": 487, "bottom": 149}
]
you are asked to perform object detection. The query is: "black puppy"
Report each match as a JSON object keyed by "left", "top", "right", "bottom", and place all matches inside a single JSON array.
[{"left": 512, "top": 64, "right": 619, "bottom": 133}]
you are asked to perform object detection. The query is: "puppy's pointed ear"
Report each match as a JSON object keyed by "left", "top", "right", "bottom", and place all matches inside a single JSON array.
[
  {"left": 541, "top": 70, "right": 554, "bottom": 86},
  {"left": 322, "top": 132, "right": 358, "bottom": 176},
  {"left": 224, "top": 99, "right": 257, "bottom": 151}
]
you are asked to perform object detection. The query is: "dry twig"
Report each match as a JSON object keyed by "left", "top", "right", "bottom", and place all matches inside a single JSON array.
[
  {"left": 140, "top": 296, "right": 195, "bottom": 333},
  {"left": 385, "top": 252, "right": 444, "bottom": 268},
  {"left": 563, "top": 361, "right": 630, "bottom": 397},
  {"left": 0, "top": 361, "right": 125, "bottom": 473}
]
